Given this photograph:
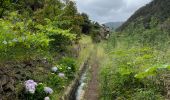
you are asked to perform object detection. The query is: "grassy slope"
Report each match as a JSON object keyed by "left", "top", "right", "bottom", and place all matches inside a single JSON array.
[{"left": 98, "top": 32, "right": 170, "bottom": 99}]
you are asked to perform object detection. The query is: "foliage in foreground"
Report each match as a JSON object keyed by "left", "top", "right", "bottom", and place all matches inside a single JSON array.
[{"left": 0, "top": 0, "right": 98, "bottom": 99}]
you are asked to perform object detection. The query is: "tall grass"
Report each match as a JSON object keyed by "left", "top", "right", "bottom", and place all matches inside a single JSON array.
[
  {"left": 76, "top": 35, "right": 94, "bottom": 67},
  {"left": 99, "top": 31, "right": 170, "bottom": 99}
]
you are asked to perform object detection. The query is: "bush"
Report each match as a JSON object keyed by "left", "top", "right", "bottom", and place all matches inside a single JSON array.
[
  {"left": 133, "top": 89, "right": 164, "bottom": 100},
  {"left": 100, "top": 33, "right": 168, "bottom": 99},
  {"left": 47, "top": 73, "right": 65, "bottom": 89},
  {"left": 58, "top": 57, "right": 76, "bottom": 79},
  {"left": 0, "top": 17, "right": 51, "bottom": 61}
]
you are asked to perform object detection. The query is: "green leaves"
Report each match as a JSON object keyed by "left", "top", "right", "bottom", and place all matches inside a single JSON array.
[
  {"left": 0, "top": 16, "right": 52, "bottom": 61},
  {"left": 0, "top": 11, "right": 78, "bottom": 61},
  {"left": 135, "top": 64, "right": 170, "bottom": 79}
]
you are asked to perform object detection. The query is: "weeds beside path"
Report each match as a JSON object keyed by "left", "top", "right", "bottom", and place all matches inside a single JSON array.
[{"left": 84, "top": 44, "right": 106, "bottom": 100}]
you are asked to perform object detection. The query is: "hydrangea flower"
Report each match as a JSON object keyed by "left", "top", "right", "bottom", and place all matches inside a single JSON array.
[
  {"left": 68, "top": 67, "right": 71, "bottom": 70},
  {"left": 44, "top": 87, "right": 53, "bottom": 94},
  {"left": 2, "top": 40, "right": 7, "bottom": 45},
  {"left": 51, "top": 67, "right": 58, "bottom": 72},
  {"left": 25, "top": 80, "right": 37, "bottom": 94},
  {"left": 44, "top": 97, "right": 50, "bottom": 100},
  {"left": 12, "top": 38, "right": 18, "bottom": 42},
  {"left": 58, "top": 73, "right": 65, "bottom": 78}
]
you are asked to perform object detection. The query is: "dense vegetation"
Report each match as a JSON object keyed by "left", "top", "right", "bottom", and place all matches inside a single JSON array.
[
  {"left": 100, "top": 0, "right": 170, "bottom": 99},
  {"left": 0, "top": 0, "right": 109, "bottom": 99},
  {"left": 2, "top": 0, "right": 170, "bottom": 99}
]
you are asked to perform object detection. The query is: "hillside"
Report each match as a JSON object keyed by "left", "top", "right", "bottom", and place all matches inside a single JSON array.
[
  {"left": 1, "top": 0, "right": 170, "bottom": 100},
  {"left": 104, "top": 22, "right": 123, "bottom": 31},
  {"left": 117, "top": 0, "right": 170, "bottom": 31}
]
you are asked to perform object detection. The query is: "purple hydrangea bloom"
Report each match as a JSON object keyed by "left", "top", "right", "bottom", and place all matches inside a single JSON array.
[
  {"left": 44, "top": 87, "right": 53, "bottom": 94},
  {"left": 44, "top": 96, "right": 50, "bottom": 100},
  {"left": 25, "top": 80, "right": 37, "bottom": 94},
  {"left": 58, "top": 73, "right": 65, "bottom": 78},
  {"left": 51, "top": 67, "right": 58, "bottom": 72}
]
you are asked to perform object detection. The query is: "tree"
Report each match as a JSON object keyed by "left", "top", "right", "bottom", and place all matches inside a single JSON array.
[{"left": 81, "top": 13, "right": 92, "bottom": 34}]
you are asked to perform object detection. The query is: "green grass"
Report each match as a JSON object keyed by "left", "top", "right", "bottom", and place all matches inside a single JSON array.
[{"left": 99, "top": 32, "right": 169, "bottom": 100}]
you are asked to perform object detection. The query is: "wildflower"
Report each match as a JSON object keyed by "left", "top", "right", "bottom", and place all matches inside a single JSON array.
[
  {"left": 12, "top": 38, "right": 18, "bottom": 42},
  {"left": 43, "top": 57, "right": 47, "bottom": 60},
  {"left": 68, "top": 67, "right": 71, "bottom": 70},
  {"left": 44, "top": 87, "right": 53, "bottom": 94},
  {"left": 51, "top": 67, "right": 58, "bottom": 72},
  {"left": 44, "top": 97, "right": 50, "bottom": 100},
  {"left": 2, "top": 40, "right": 7, "bottom": 45},
  {"left": 39, "top": 83, "right": 43, "bottom": 85},
  {"left": 58, "top": 73, "right": 65, "bottom": 78},
  {"left": 25, "top": 80, "right": 37, "bottom": 94}
]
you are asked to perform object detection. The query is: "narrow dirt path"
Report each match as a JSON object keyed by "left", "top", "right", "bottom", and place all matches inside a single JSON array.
[{"left": 84, "top": 47, "right": 100, "bottom": 100}]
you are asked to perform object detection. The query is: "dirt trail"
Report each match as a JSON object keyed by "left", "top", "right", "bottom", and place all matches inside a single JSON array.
[{"left": 84, "top": 47, "right": 100, "bottom": 100}]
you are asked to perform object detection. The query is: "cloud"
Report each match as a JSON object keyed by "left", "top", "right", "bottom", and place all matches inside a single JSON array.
[{"left": 75, "top": 0, "right": 152, "bottom": 23}]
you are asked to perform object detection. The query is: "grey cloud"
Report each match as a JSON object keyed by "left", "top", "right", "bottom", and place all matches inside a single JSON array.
[{"left": 75, "top": 0, "right": 152, "bottom": 23}]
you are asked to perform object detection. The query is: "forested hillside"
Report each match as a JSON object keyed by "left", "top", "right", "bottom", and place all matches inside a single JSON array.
[{"left": 117, "top": 0, "right": 170, "bottom": 31}]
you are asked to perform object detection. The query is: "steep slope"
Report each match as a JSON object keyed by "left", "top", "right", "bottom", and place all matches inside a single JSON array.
[
  {"left": 117, "top": 0, "right": 170, "bottom": 31},
  {"left": 104, "top": 22, "right": 123, "bottom": 31}
]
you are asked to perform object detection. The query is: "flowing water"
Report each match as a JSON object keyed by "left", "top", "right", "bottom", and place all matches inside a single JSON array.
[{"left": 75, "top": 69, "right": 88, "bottom": 100}]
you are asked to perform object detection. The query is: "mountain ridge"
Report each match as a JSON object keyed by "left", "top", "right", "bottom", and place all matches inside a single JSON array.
[
  {"left": 104, "top": 22, "right": 123, "bottom": 31},
  {"left": 117, "top": 0, "right": 170, "bottom": 31}
]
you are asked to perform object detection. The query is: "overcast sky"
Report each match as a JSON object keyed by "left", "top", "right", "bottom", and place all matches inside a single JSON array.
[{"left": 74, "top": 0, "right": 152, "bottom": 24}]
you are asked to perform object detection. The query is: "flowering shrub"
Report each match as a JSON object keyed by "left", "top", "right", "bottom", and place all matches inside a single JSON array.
[
  {"left": 51, "top": 66, "right": 58, "bottom": 72},
  {"left": 23, "top": 80, "right": 53, "bottom": 100},
  {"left": 58, "top": 73, "right": 65, "bottom": 78},
  {"left": 25, "top": 80, "right": 37, "bottom": 94},
  {"left": 44, "top": 87, "right": 53, "bottom": 94},
  {"left": 58, "top": 57, "right": 76, "bottom": 79},
  {"left": 44, "top": 97, "right": 50, "bottom": 100},
  {"left": 47, "top": 73, "right": 65, "bottom": 89}
]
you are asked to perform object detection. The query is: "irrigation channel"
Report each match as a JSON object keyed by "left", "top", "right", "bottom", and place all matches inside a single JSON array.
[
  {"left": 75, "top": 67, "right": 88, "bottom": 100},
  {"left": 64, "top": 45, "right": 101, "bottom": 100}
]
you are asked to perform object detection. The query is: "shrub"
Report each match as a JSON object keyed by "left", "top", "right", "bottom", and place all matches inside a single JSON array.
[
  {"left": 21, "top": 80, "right": 53, "bottom": 100},
  {"left": 133, "top": 89, "right": 164, "bottom": 100},
  {"left": 58, "top": 57, "right": 76, "bottom": 79},
  {"left": 0, "top": 18, "right": 51, "bottom": 61},
  {"left": 47, "top": 73, "right": 65, "bottom": 89}
]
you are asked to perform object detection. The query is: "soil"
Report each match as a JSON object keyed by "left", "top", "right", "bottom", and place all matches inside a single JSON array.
[
  {"left": 0, "top": 60, "right": 51, "bottom": 100},
  {"left": 84, "top": 58, "right": 99, "bottom": 100}
]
